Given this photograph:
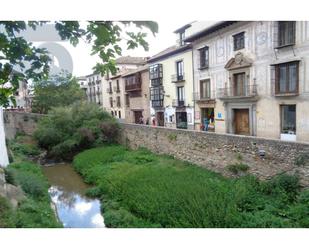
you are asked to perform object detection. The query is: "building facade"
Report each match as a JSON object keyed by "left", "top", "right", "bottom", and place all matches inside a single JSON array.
[
  {"left": 85, "top": 73, "right": 103, "bottom": 106},
  {"left": 122, "top": 65, "right": 150, "bottom": 124},
  {"left": 148, "top": 28, "right": 195, "bottom": 130},
  {"left": 102, "top": 56, "right": 147, "bottom": 121},
  {"left": 185, "top": 21, "right": 309, "bottom": 142}
]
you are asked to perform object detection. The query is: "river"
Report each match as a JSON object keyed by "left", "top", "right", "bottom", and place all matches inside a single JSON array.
[{"left": 42, "top": 163, "right": 105, "bottom": 228}]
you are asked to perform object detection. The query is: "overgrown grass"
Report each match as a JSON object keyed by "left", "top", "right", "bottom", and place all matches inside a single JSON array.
[
  {"left": 1, "top": 135, "right": 61, "bottom": 228},
  {"left": 3, "top": 162, "right": 62, "bottom": 228},
  {"left": 73, "top": 145, "right": 309, "bottom": 228},
  {"left": 7, "top": 135, "right": 41, "bottom": 162}
]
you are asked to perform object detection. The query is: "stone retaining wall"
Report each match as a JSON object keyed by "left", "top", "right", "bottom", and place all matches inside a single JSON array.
[
  {"left": 119, "top": 123, "right": 309, "bottom": 186},
  {"left": 4, "top": 111, "right": 309, "bottom": 185},
  {"left": 3, "top": 111, "right": 44, "bottom": 139}
]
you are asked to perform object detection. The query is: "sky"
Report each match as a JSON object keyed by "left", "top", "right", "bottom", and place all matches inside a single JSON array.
[{"left": 19, "top": 21, "right": 187, "bottom": 77}]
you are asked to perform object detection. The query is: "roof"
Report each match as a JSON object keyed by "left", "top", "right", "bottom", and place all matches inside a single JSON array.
[
  {"left": 115, "top": 56, "right": 147, "bottom": 65},
  {"left": 147, "top": 44, "right": 192, "bottom": 63},
  {"left": 184, "top": 21, "right": 239, "bottom": 42},
  {"left": 121, "top": 65, "right": 149, "bottom": 77},
  {"left": 173, "top": 22, "right": 193, "bottom": 33}
]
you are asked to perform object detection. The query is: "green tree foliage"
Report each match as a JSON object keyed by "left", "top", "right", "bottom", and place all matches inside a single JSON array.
[
  {"left": 0, "top": 21, "right": 158, "bottom": 106},
  {"left": 34, "top": 102, "right": 120, "bottom": 160},
  {"left": 31, "top": 73, "right": 86, "bottom": 114}
]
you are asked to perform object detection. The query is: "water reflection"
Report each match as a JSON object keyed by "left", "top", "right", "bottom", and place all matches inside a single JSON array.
[{"left": 42, "top": 164, "right": 105, "bottom": 228}]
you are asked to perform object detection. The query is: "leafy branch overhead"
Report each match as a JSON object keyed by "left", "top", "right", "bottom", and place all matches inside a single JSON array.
[{"left": 0, "top": 21, "right": 158, "bottom": 106}]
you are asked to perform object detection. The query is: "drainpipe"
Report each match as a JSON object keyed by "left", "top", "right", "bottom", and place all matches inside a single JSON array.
[{"left": 191, "top": 45, "right": 196, "bottom": 130}]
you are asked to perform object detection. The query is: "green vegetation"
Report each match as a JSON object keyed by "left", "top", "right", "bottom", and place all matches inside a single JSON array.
[
  {"left": 227, "top": 163, "right": 249, "bottom": 175},
  {"left": 34, "top": 102, "right": 119, "bottom": 160},
  {"left": 0, "top": 21, "right": 157, "bottom": 107},
  {"left": 1, "top": 162, "right": 61, "bottom": 228},
  {"left": 167, "top": 133, "right": 177, "bottom": 142},
  {"left": 1, "top": 135, "right": 61, "bottom": 228},
  {"left": 73, "top": 145, "right": 309, "bottom": 228},
  {"left": 31, "top": 73, "right": 86, "bottom": 114},
  {"left": 7, "top": 135, "right": 41, "bottom": 162}
]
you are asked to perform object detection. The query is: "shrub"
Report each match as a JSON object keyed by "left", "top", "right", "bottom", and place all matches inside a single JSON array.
[
  {"left": 227, "top": 163, "right": 249, "bottom": 175},
  {"left": 73, "top": 145, "right": 308, "bottom": 228},
  {"left": 34, "top": 102, "right": 119, "bottom": 159}
]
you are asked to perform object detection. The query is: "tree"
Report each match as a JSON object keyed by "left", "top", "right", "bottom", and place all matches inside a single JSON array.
[
  {"left": 0, "top": 21, "right": 158, "bottom": 106},
  {"left": 34, "top": 102, "right": 119, "bottom": 160},
  {"left": 31, "top": 73, "right": 86, "bottom": 114}
]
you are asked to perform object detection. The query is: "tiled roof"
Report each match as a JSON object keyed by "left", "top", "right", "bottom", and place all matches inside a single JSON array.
[
  {"left": 115, "top": 56, "right": 147, "bottom": 65},
  {"left": 121, "top": 65, "right": 149, "bottom": 77},
  {"left": 147, "top": 44, "right": 192, "bottom": 63}
]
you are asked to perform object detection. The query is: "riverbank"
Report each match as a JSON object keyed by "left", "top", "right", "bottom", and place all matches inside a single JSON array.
[
  {"left": 73, "top": 145, "right": 309, "bottom": 228},
  {"left": 0, "top": 135, "right": 62, "bottom": 228}
]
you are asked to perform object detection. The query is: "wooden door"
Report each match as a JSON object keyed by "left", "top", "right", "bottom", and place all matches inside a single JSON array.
[
  {"left": 134, "top": 111, "right": 143, "bottom": 124},
  {"left": 156, "top": 112, "right": 164, "bottom": 126},
  {"left": 234, "top": 109, "right": 250, "bottom": 135}
]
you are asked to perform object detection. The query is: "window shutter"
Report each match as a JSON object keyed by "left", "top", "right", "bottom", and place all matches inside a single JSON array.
[
  {"left": 273, "top": 21, "right": 279, "bottom": 48},
  {"left": 270, "top": 65, "right": 276, "bottom": 95}
]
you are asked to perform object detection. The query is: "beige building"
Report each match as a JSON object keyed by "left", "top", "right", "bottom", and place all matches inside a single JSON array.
[
  {"left": 102, "top": 56, "right": 147, "bottom": 121},
  {"left": 185, "top": 21, "right": 309, "bottom": 142},
  {"left": 122, "top": 65, "right": 150, "bottom": 124},
  {"left": 148, "top": 25, "right": 197, "bottom": 129}
]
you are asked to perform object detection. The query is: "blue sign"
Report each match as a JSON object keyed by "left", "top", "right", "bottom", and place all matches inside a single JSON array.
[{"left": 218, "top": 113, "right": 222, "bottom": 119}]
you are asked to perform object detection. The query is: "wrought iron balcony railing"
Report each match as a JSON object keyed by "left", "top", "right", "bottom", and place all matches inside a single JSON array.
[
  {"left": 193, "top": 91, "right": 216, "bottom": 101},
  {"left": 106, "top": 88, "right": 113, "bottom": 94},
  {"left": 172, "top": 99, "right": 186, "bottom": 107},
  {"left": 171, "top": 74, "right": 185, "bottom": 83},
  {"left": 217, "top": 84, "right": 257, "bottom": 98}
]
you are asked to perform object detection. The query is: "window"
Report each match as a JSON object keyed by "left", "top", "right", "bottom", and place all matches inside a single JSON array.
[
  {"left": 116, "top": 80, "right": 120, "bottom": 92},
  {"left": 109, "top": 82, "right": 112, "bottom": 93},
  {"left": 125, "top": 94, "right": 130, "bottom": 107},
  {"left": 116, "top": 96, "right": 121, "bottom": 107},
  {"left": 177, "top": 86, "right": 185, "bottom": 106},
  {"left": 275, "top": 62, "right": 298, "bottom": 94},
  {"left": 281, "top": 105, "right": 296, "bottom": 134},
  {"left": 233, "top": 72, "right": 246, "bottom": 96},
  {"left": 278, "top": 21, "right": 295, "bottom": 47},
  {"left": 118, "top": 111, "right": 121, "bottom": 119},
  {"left": 176, "top": 60, "right": 184, "bottom": 80},
  {"left": 111, "top": 111, "right": 114, "bottom": 116},
  {"left": 150, "top": 86, "right": 164, "bottom": 107},
  {"left": 200, "top": 79, "right": 211, "bottom": 99},
  {"left": 233, "top": 32, "right": 245, "bottom": 51},
  {"left": 149, "top": 64, "right": 163, "bottom": 80},
  {"left": 179, "top": 32, "right": 185, "bottom": 46},
  {"left": 109, "top": 97, "right": 113, "bottom": 107},
  {"left": 199, "top": 46, "right": 209, "bottom": 68}
]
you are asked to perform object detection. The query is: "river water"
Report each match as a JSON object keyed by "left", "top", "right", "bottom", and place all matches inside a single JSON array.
[{"left": 42, "top": 163, "right": 105, "bottom": 228}]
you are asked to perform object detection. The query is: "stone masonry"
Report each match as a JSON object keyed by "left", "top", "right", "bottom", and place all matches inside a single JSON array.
[
  {"left": 4, "top": 111, "right": 309, "bottom": 186},
  {"left": 120, "top": 123, "right": 309, "bottom": 186}
]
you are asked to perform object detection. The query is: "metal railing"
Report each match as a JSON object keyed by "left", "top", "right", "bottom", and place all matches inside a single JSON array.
[
  {"left": 172, "top": 99, "right": 186, "bottom": 107},
  {"left": 113, "top": 86, "right": 120, "bottom": 93},
  {"left": 171, "top": 73, "right": 185, "bottom": 83},
  {"left": 193, "top": 91, "right": 216, "bottom": 101},
  {"left": 106, "top": 88, "right": 112, "bottom": 94},
  {"left": 217, "top": 84, "right": 257, "bottom": 98}
]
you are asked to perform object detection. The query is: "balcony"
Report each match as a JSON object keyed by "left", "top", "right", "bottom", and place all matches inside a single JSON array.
[
  {"left": 125, "top": 82, "right": 142, "bottom": 92},
  {"left": 106, "top": 88, "right": 112, "bottom": 94},
  {"left": 218, "top": 84, "right": 258, "bottom": 100},
  {"left": 193, "top": 91, "right": 216, "bottom": 102},
  {"left": 171, "top": 74, "right": 185, "bottom": 83},
  {"left": 113, "top": 86, "right": 120, "bottom": 93},
  {"left": 172, "top": 99, "right": 186, "bottom": 107}
]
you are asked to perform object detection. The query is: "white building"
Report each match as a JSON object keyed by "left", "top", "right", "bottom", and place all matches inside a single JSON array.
[{"left": 185, "top": 21, "right": 309, "bottom": 142}]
